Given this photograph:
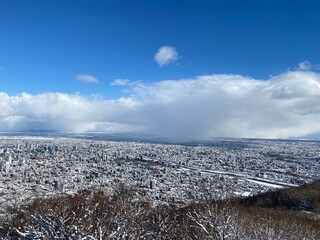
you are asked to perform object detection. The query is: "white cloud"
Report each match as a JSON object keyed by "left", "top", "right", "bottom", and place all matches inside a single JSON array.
[
  {"left": 139, "top": 71, "right": 320, "bottom": 139},
  {"left": 76, "top": 74, "right": 99, "bottom": 83},
  {"left": 298, "top": 61, "right": 312, "bottom": 71},
  {"left": 297, "top": 61, "right": 320, "bottom": 71},
  {"left": 154, "top": 46, "right": 179, "bottom": 67},
  {"left": 1, "top": 70, "right": 320, "bottom": 139},
  {"left": 111, "top": 79, "right": 130, "bottom": 86},
  {"left": 0, "top": 92, "right": 141, "bottom": 133}
]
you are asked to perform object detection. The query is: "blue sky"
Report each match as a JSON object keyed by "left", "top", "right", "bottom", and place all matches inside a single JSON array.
[
  {"left": 1, "top": 0, "right": 320, "bottom": 138},
  {"left": 1, "top": 0, "right": 320, "bottom": 97}
]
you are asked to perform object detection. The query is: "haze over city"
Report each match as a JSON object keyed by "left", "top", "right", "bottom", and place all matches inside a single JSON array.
[{"left": 1, "top": 0, "right": 320, "bottom": 139}]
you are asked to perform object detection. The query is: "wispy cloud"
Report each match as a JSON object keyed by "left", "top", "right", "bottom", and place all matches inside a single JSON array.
[
  {"left": 76, "top": 74, "right": 99, "bottom": 83},
  {"left": 1, "top": 69, "right": 320, "bottom": 139},
  {"left": 297, "top": 61, "right": 320, "bottom": 71},
  {"left": 154, "top": 46, "right": 179, "bottom": 67},
  {"left": 111, "top": 79, "right": 130, "bottom": 86}
]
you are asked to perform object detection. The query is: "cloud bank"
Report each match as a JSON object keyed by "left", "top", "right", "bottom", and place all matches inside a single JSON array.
[
  {"left": 1, "top": 70, "right": 320, "bottom": 139},
  {"left": 154, "top": 46, "right": 179, "bottom": 67}
]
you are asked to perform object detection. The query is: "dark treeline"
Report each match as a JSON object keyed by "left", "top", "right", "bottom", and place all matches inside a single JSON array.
[
  {"left": 236, "top": 180, "right": 320, "bottom": 212},
  {"left": 1, "top": 182, "right": 320, "bottom": 239}
]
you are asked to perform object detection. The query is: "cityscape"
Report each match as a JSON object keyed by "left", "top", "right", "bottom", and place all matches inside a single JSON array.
[{"left": 1, "top": 135, "right": 319, "bottom": 209}]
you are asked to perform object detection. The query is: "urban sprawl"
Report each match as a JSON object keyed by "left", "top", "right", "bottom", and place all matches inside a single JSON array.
[{"left": 0, "top": 136, "right": 319, "bottom": 208}]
